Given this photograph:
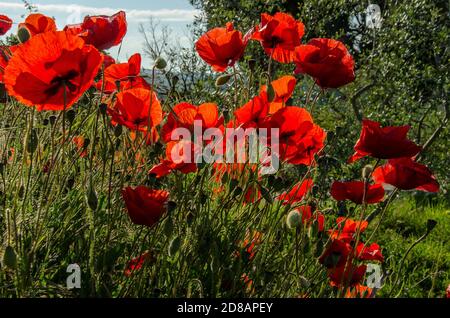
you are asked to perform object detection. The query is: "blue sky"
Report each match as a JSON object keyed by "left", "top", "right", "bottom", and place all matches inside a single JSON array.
[{"left": 0, "top": 0, "right": 198, "bottom": 64}]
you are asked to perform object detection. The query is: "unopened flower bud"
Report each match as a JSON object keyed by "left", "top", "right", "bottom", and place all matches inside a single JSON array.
[
  {"left": 286, "top": 209, "right": 302, "bottom": 229},
  {"left": 215, "top": 74, "right": 232, "bottom": 87},
  {"left": 426, "top": 219, "right": 437, "bottom": 233},
  {"left": 248, "top": 59, "right": 256, "bottom": 72},
  {"left": 3, "top": 245, "right": 17, "bottom": 269},
  {"left": 26, "top": 128, "right": 38, "bottom": 154},
  {"left": 99, "top": 103, "right": 108, "bottom": 115},
  {"left": 362, "top": 164, "right": 374, "bottom": 179},
  {"left": 66, "top": 109, "right": 76, "bottom": 124},
  {"left": 154, "top": 57, "right": 167, "bottom": 70},
  {"left": 17, "top": 26, "right": 31, "bottom": 44}
]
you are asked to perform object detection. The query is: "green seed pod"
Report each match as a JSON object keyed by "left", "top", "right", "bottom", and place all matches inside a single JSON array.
[
  {"left": 114, "top": 124, "right": 123, "bottom": 138},
  {"left": 168, "top": 236, "right": 181, "bottom": 257},
  {"left": 26, "top": 128, "right": 38, "bottom": 154},
  {"left": 314, "top": 239, "right": 324, "bottom": 258},
  {"left": 86, "top": 185, "right": 98, "bottom": 211},
  {"left": 3, "top": 246, "right": 17, "bottom": 269},
  {"left": 154, "top": 57, "right": 167, "bottom": 70},
  {"left": 362, "top": 164, "right": 374, "bottom": 179},
  {"left": 286, "top": 209, "right": 302, "bottom": 229},
  {"left": 17, "top": 26, "right": 31, "bottom": 44},
  {"left": 215, "top": 74, "right": 232, "bottom": 87},
  {"left": 18, "top": 185, "right": 25, "bottom": 199}
]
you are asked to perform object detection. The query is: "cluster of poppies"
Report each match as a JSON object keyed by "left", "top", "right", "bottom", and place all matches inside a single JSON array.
[{"left": 0, "top": 10, "right": 441, "bottom": 295}]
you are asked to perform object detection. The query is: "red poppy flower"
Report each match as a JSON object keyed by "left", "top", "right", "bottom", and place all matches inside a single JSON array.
[
  {"left": 329, "top": 264, "right": 367, "bottom": 288},
  {"left": 349, "top": 120, "right": 421, "bottom": 163},
  {"left": 4, "top": 31, "right": 102, "bottom": 111},
  {"left": 251, "top": 12, "right": 305, "bottom": 63},
  {"left": 65, "top": 11, "right": 127, "bottom": 51},
  {"left": 277, "top": 178, "right": 313, "bottom": 204},
  {"left": 331, "top": 181, "right": 385, "bottom": 204},
  {"left": 96, "top": 53, "right": 150, "bottom": 94},
  {"left": 356, "top": 242, "right": 384, "bottom": 262},
  {"left": 328, "top": 217, "right": 369, "bottom": 243},
  {"left": 0, "top": 15, "right": 13, "bottom": 35},
  {"left": 240, "top": 230, "right": 263, "bottom": 261},
  {"left": 319, "top": 239, "right": 352, "bottom": 269},
  {"left": 102, "top": 53, "right": 116, "bottom": 69},
  {"left": 149, "top": 140, "right": 199, "bottom": 178},
  {"left": 294, "top": 38, "right": 355, "bottom": 89},
  {"left": 372, "top": 157, "right": 439, "bottom": 192},
  {"left": 260, "top": 75, "right": 297, "bottom": 114},
  {"left": 446, "top": 284, "right": 450, "bottom": 298},
  {"left": 18, "top": 13, "right": 57, "bottom": 37},
  {"left": 124, "top": 251, "right": 152, "bottom": 277},
  {"left": 234, "top": 93, "right": 270, "bottom": 128},
  {"left": 108, "top": 88, "right": 162, "bottom": 132},
  {"left": 121, "top": 186, "right": 169, "bottom": 228},
  {"left": 0, "top": 45, "right": 17, "bottom": 83},
  {"left": 269, "top": 106, "right": 326, "bottom": 165},
  {"left": 72, "top": 136, "right": 88, "bottom": 158},
  {"left": 196, "top": 22, "right": 247, "bottom": 72},
  {"left": 345, "top": 284, "right": 373, "bottom": 298},
  {"left": 161, "top": 102, "right": 223, "bottom": 142}
]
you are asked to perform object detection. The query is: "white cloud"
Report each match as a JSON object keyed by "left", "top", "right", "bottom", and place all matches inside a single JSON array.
[{"left": 0, "top": 1, "right": 200, "bottom": 22}]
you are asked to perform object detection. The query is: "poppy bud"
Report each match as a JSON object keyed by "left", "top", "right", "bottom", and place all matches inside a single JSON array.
[
  {"left": 3, "top": 245, "right": 17, "bottom": 269},
  {"left": 163, "top": 218, "right": 173, "bottom": 236},
  {"left": 66, "top": 109, "right": 76, "bottom": 124},
  {"left": 426, "top": 219, "right": 437, "bottom": 233},
  {"left": 215, "top": 74, "right": 232, "bottom": 87},
  {"left": 26, "top": 128, "right": 38, "bottom": 154},
  {"left": 233, "top": 186, "right": 243, "bottom": 197},
  {"left": 362, "top": 164, "right": 374, "bottom": 179},
  {"left": 17, "top": 26, "right": 31, "bottom": 43},
  {"left": 286, "top": 209, "right": 302, "bottom": 229},
  {"left": 154, "top": 57, "right": 167, "bottom": 70},
  {"left": 168, "top": 236, "right": 181, "bottom": 257},
  {"left": 248, "top": 59, "right": 256, "bottom": 72},
  {"left": 114, "top": 124, "right": 122, "bottom": 138},
  {"left": 18, "top": 185, "right": 25, "bottom": 198},
  {"left": 186, "top": 212, "right": 194, "bottom": 226},
  {"left": 49, "top": 115, "right": 57, "bottom": 126},
  {"left": 99, "top": 103, "right": 108, "bottom": 115},
  {"left": 66, "top": 178, "right": 75, "bottom": 190},
  {"left": 167, "top": 201, "right": 177, "bottom": 213},
  {"left": 86, "top": 185, "right": 98, "bottom": 211},
  {"left": 83, "top": 138, "right": 90, "bottom": 149}
]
